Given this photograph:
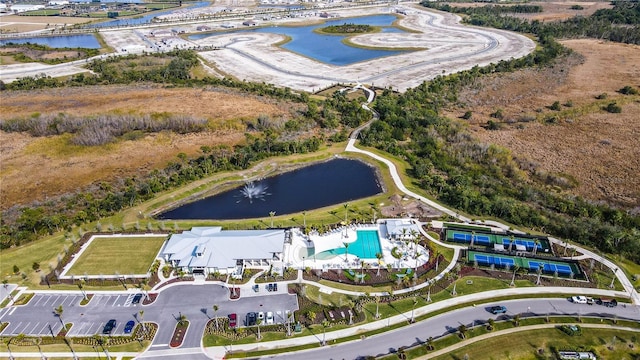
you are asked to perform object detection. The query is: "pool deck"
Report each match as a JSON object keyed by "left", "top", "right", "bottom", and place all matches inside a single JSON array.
[{"left": 285, "top": 220, "right": 430, "bottom": 271}]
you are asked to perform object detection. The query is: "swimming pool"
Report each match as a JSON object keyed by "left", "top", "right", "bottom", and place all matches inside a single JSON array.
[{"left": 316, "top": 230, "right": 382, "bottom": 260}]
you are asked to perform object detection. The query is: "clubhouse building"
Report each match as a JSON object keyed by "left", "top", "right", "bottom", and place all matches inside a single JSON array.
[{"left": 160, "top": 227, "right": 287, "bottom": 278}]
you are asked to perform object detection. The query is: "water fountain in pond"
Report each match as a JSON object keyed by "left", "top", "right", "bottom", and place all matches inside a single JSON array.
[{"left": 238, "top": 182, "right": 270, "bottom": 203}]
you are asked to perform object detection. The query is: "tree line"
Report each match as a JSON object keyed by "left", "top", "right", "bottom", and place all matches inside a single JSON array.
[
  {"left": 362, "top": 4, "right": 640, "bottom": 262},
  {"left": 421, "top": 1, "right": 640, "bottom": 45}
]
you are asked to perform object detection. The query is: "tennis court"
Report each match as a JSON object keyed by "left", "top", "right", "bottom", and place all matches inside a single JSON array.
[
  {"left": 468, "top": 250, "right": 581, "bottom": 277},
  {"left": 445, "top": 228, "right": 552, "bottom": 253}
]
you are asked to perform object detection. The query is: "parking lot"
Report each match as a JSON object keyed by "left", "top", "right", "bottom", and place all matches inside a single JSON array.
[{"left": 0, "top": 292, "right": 145, "bottom": 337}]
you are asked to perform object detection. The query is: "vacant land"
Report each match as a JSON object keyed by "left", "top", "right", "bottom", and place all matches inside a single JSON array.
[
  {"left": 0, "top": 14, "right": 92, "bottom": 33},
  {"left": 0, "top": 85, "right": 290, "bottom": 210},
  {"left": 452, "top": 39, "right": 640, "bottom": 210},
  {"left": 447, "top": 1, "right": 613, "bottom": 22},
  {"left": 66, "top": 235, "right": 167, "bottom": 275}
]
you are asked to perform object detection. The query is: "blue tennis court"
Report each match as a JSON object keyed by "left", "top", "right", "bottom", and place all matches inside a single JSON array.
[
  {"left": 528, "top": 261, "right": 573, "bottom": 275},
  {"left": 501, "top": 238, "right": 542, "bottom": 251},
  {"left": 473, "top": 253, "right": 515, "bottom": 268},
  {"left": 452, "top": 232, "right": 491, "bottom": 245}
]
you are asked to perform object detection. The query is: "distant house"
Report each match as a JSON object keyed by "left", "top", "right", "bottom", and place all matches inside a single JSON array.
[
  {"left": 9, "top": 4, "right": 46, "bottom": 13},
  {"left": 160, "top": 227, "right": 286, "bottom": 278},
  {"left": 171, "top": 28, "right": 186, "bottom": 34},
  {"left": 196, "top": 25, "right": 211, "bottom": 31},
  {"left": 242, "top": 20, "right": 257, "bottom": 26}
]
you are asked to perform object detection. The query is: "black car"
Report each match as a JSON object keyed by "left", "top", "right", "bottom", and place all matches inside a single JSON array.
[
  {"left": 246, "top": 312, "right": 257, "bottom": 326},
  {"left": 273, "top": 283, "right": 278, "bottom": 291},
  {"left": 132, "top": 294, "right": 143, "bottom": 304},
  {"left": 267, "top": 283, "right": 273, "bottom": 292},
  {"left": 102, "top": 319, "right": 117, "bottom": 334}
]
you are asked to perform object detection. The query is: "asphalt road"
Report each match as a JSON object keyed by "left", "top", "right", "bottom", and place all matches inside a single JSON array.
[{"left": 267, "top": 298, "right": 640, "bottom": 360}]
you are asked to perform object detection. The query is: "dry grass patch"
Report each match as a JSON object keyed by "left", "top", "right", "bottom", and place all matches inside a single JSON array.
[
  {"left": 0, "top": 84, "right": 291, "bottom": 210},
  {"left": 66, "top": 236, "right": 166, "bottom": 276},
  {"left": 451, "top": 40, "right": 640, "bottom": 209}
]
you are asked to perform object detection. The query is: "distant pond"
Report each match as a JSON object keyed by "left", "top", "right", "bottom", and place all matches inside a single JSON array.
[
  {"left": 0, "top": 34, "right": 101, "bottom": 49},
  {"left": 157, "top": 158, "right": 383, "bottom": 220}
]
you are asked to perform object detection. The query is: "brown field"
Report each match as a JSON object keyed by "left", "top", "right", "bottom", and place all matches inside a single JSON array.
[
  {"left": 447, "top": 1, "right": 612, "bottom": 22},
  {"left": 0, "top": 85, "right": 291, "bottom": 210},
  {"left": 0, "top": 14, "right": 93, "bottom": 33},
  {"left": 452, "top": 39, "right": 640, "bottom": 210}
]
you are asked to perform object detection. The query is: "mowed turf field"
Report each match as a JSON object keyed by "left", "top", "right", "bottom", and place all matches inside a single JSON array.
[{"left": 67, "top": 236, "right": 167, "bottom": 275}]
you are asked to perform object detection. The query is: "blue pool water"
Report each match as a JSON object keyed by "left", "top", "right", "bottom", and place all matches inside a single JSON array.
[{"left": 316, "top": 230, "right": 382, "bottom": 259}]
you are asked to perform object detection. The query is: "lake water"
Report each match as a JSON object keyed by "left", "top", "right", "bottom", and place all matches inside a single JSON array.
[
  {"left": 88, "top": 1, "right": 210, "bottom": 28},
  {"left": 190, "top": 14, "right": 407, "bottom": 65},
  {"left": 157, "top": 158, "right": 382, "bottom": 220},
  {"left": 0, "top": 34, "right": 101, "bottom": 49}
]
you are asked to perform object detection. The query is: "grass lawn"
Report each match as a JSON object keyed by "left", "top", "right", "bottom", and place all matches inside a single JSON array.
[
  {"left": 427, "top": 327, "right": 640, "bottom": 360},
  {"left": 66, "top": 236, "right": 166, "bottom": 276}
]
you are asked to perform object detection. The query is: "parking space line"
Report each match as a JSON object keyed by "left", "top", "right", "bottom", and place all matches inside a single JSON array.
[
  {"left": 111, "top": 296, "right": 119, "bottom": 306},
  {"left": 37, "top": 323, "right": 52, "bottom": 336},
  {"left": 27, "top": 322, "right": 42, "bottom": 334}
]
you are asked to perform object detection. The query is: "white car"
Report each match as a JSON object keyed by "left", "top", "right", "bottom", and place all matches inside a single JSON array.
[
  {"left": 571, "top": 296, "right": 588, "bottom": 304},
  {"left": 257, "top": 311, "right": 265, "bottom": 324},
  {"left": 266, "top": 311, "right": 274, "bottom": 325}
]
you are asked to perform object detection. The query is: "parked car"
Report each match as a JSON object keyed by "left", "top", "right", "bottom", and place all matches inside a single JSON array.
[
  {"left": 266, "top": 311, "right": 274, "bottom": 325},
  {"left": 273, "top": 283, "right": 278, "bottom": 292},
  {"left": 267, "top": 283, "right": 274, "bottom": 292},
  {"left": 571, "top": 296, "right": 588, "bottom": 304},
  {"left": 102, "top": 319, "right": 117, "bottom": 334},
  {"left": 489, "top": 305, "right": 507, "bottom": 314},
  {"left": 253, "top": 284, "right": 259, "bottom": 292},
  {"left": 257, "top": 311, "right": 265, "bottom": 324},
  {"left": 228, "top": 313, "right": 237, "bottom": 328},
  {"left": 124, "top": 320, "right": 135, "bottom": 334},
  {"left": 246, "top": 312, "right": 257, "bottom": 326},
  {"left": 602, "top": 299, "right": 618, "bottom": 308},
  {"left": 132, "top": 294, "right": 143, "bottom": 304}
]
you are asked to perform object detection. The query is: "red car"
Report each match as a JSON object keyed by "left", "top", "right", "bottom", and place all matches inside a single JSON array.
[{"left": 228, "top": 313, "right": 237, "bottom": 328}]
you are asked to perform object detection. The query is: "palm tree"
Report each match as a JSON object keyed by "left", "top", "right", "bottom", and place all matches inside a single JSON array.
[
  {"left": 470, "top": 231, "right": 475, "bottom": 248},
  {"left": 78, "top": 279, "right": 87, "bottom": 300},
  {"left": 54, "top": 304, "right": 64, "bottom": 326},
  {"left": 458, "top": 324, "right": 468, "bottom": 339},
  {"left": 178, "top": 313, "right": 187, "bottom": 326},
  {"left": 256, "top": 318, "right": 262, "bottom": 340},
  {"left": 343, "top": 203, "right": 349, "bottom": 224},
  {"left": 375, "top": 295, "right": 380, "bottom": 319},
  {"left": 360, "top": 260, "right": 366, "bottom": 283},
  {"left": 375, "top": 252, "right": 383, "bottom": 276},
  {"left": 307, "top": 310, "right": 316, "bottom": 325},
  {"left": 425, "top": 336, "right": 434, "bottom": 351},
  {"left": 508, "top": 235, "right": 515, "bottom": 252},
  {"left": 343, "top": 242, "right": 350, "bottom": 262},
  {"left": 286, "top": 311, "right": 293, "bottom": 336},
  {"left": 100, "top": 335, "right": 111, "bottom": 360},
  {"left": 139, "top": 310, "right": 146, "bottom": 332},
  {"left": 302, "top": 211, "right": 307, "bottom": 228},
  {"left": 512, "top": 313, "right": 521, "bottom": 326},
  {"left": 213, "top": 304, "right": 219, "bottom": 331},
  {"left": 533, "top": 239, "right": 540, "bottom": 256},
  {"left": 536, "top": 266, "right": 543, "bottom": 285},
  {"left": 321, "top": 319, "right": 330, "bottom": 346},
  {"left": 510, "top": 264, "right": 520, "bottom": 287},
  {"left": 410, "top": 297, "right": 418, "bottom": 323},
  {"left": 269, "top": 211, "right": 276, "bottom": 228}
]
